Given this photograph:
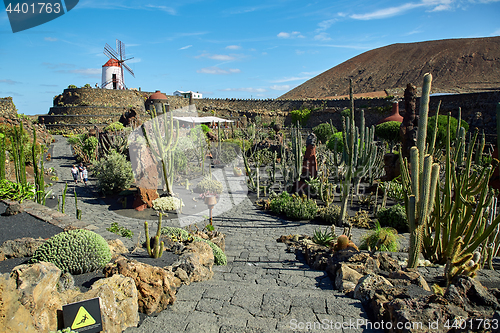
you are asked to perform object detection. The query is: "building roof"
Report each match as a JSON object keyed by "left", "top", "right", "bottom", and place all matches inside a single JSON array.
[
  {"left": 148, "top": 90, "right": 168, "bottom": 100},
  {"left": 102, "top": 58, "right": 121, "bottom": 67}
]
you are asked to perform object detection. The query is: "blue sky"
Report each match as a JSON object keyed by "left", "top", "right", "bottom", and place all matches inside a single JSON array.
[{"left": 1, "top": 0, "right": 499, "bottom": 115}]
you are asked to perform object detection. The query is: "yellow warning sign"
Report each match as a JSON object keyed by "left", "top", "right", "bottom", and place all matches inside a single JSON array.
[{"left": 71, "top": 306, "right": 96, "bottom": 329}]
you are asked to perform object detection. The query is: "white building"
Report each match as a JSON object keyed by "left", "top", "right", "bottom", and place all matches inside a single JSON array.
[
  {"left": 173, "top": 90, "right": 202, "bottom": 99},
  {"left": 102, "top": 59, "right": 124, "bottom": 89}
]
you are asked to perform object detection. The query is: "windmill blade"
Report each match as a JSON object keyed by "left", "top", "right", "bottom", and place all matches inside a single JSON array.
[
  {"left": 123, "top": 62, "right": 135, "bottom": 77},
  {"left": 104, "top": 43, "right": 119, "bottom": 59},
  {"left": 116, "top": 39, "right": 125, "bottom": 60}
]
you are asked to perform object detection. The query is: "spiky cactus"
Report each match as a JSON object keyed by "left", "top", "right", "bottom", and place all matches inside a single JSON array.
[
  {"left": 142, "top": 105, "right": 179, "bottom": 195},
  {"left": 0, "top": 133, "right": 5, "bottom": 181},
  {"left": 145, "top": 216, "right": 164, "bottom": 259},
  {"left": 400, "top": 73, "right": 440, "bottom": 268},
  {"left": 339, "top": 80, "right": 382, "bottom": 225},
  {"left": 290, "top": 121, "right": 302, "bottom": 181}
]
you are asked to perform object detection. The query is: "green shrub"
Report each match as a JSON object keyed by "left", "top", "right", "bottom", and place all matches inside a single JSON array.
[
  {"left": 359, "top": 221, "right": 400, "bottom": 252},
  {"left": 161, "top": 227, "right": 227, "bottom": 265},
  {"left": 341, "top": 108, "right": 351, "bottom": 118},
  {"left": 290, "top": 108, "right": 311, "bottom": 127},
  {"left": 93, "top": 150, "right": 134, "bottom": 194},
  {"left": 313, "top": 123, "right": 337, "bottom": 144},
  {"left": 83, "top": 83, "right": 92, "bottom": 88},
  {"left": 67, "top": 85, "right": 77, "bottom": 89},
  {"left": 326, "top": 132, "right": 344, "bottom": 153},
  {"left": 376, "top": 204, "right": 408, "bottom": 232},
  {"left": 427, "top": 115, "right": 469, "bottom": 148},
  {"left": 318, "top": 204, "right": 341, "bottom": 224},
  {"left": 200, "top": 124, "right": 211, "bottom": 133},
  {"left": 30, "top": 229, "right": 112, "bottom": 274},
  {"left": 66, "top": 134, "right": 98, "bottom": 163},
  {"left": 375, "top": 121, "right": 401, "bottom": 151},
  {"left": 284, "top": 194, "right": 318, "bottom": 220},
  {"left": 269, "top": 191, "right": 292, "bottom": 215},
  {"left": 104, "top": 121, "right": 125, "bottom": 132}
]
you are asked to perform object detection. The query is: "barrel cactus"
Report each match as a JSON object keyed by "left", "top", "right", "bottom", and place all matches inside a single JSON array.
[{"left": 30, "top": 229, "right": 112, "bottom": 274}]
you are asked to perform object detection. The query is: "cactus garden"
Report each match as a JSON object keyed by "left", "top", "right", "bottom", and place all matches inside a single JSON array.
[{"left": 1, "top": 77, "right": 500, "bottom": 332}]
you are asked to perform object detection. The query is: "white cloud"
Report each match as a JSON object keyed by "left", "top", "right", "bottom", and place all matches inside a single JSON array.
[
  {"left": 196, "top": 53, "right": 237, "bottom": 61},
  {"left": 350, "top": 0, "right": 457, "bottom": 20},
  {"left": 226, "top": 45, "right": 241, "bottom": 50},
  {"left": 270, "top": 76, "right": 311, "bottom": 83},
  {"left": 270, "top": 85, "right": 291, "bottom": 91},
  {"left": 0, "top": 79, "right": 21, "bottom": 85},
  {"left": 314, "top": 32, "right": 331, "bottom": 41},
  {"left": 197, "top": 67, "right": 241, "bottom": 74},
  {"left": 179, "top": 45, "right": 192, "bottom": 50},
  {"left": 316, "top": 18, "right": 337, "bottom": 32},
  {"left": 350, "top": 3, "right": 422, "bottom": 20},
  {"left": 296, "top": 50, "right": 305, "bottom": 55},
  {"left": 277, "top": 31, "right": 305, "bottom": 39},
  {"left": 220, "top": 87, "right": 267, "bottom": 93},
  {"left": 64, "top": 68, "right": 102, "bottom": 77},
  {"left": 491, "top": 28, "right": 500, "bottom": 36},
  {"left": 44, "top": 37, "right": 58, "bottom": 42},
  {"left": 144, "top": 4, "right": 176, "bottom": 15}
]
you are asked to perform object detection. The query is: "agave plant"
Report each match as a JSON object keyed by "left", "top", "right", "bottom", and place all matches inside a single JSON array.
[{"left": 312, "top": 227, "right": 336, "bottom": 246}]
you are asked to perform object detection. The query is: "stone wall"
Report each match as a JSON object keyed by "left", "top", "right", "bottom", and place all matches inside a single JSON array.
[
  {"left": 40, "top": 88, "right": 500, "bottom": 137},
  {"left": 0, "top": 97, "right": 17, "bottom": 118}
]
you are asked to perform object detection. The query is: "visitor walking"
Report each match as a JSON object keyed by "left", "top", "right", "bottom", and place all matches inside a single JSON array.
[
  {"left": 82, "top": 167, "right": 88, "bottom": 186},
  {"left": 78, "top": 163, "right": 85, "bottom": 183},
  {"left": 71, "top": 165, "right": 79, "bottom": 184}
]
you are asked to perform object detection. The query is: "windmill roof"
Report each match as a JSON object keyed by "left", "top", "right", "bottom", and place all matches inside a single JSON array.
[{"left": 102, "top": 58, "right": 121, "bottom": 67}]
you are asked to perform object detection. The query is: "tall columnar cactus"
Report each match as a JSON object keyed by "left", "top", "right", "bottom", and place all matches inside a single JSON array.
[
  {"left": 421, "top": 118, "right": 500, "bottom": 283},
  {"left": 401, "top": 74, "right": 500, "bottom": 281},
  {"left": 339, "top": 80, "right": 382, "bottom": 225},
  {"left": 400, "top": 73, "right": 441, "bottom": 268},
  {"left": 32, "top": 128, "right": 47, "bottom": 205},
  {"left": 11, "top": 123, "right": 27, "bottom": 186},
  {"left": 142, "top": 105, "right": 179, "bottom": 195},
  {"left": 290, "top": 121, "right": 303, "bottom": 181},
  {"left": 145, "top": 216, "right": 164, "bottom": 259},
  {"left": 0, "top": 133, "right": 6, "bottom": 181}
]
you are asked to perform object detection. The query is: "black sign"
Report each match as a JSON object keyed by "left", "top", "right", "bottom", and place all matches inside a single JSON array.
[{"left": 62, "top": 297, "right": 102, "bottom": 333}]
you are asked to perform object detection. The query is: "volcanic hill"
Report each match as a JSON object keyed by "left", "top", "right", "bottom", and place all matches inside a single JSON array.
[{"left": 280, "top": 36, "right": 500, "bottom": 99}]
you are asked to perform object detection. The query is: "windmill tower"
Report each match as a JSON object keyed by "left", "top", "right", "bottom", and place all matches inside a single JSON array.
[{"left": 101, "top": 39, "right": 135, "bottom": 89}]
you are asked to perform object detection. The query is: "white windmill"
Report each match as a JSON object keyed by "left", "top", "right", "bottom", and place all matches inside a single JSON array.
[{"left": 101, "top": 39, "right": 135, "bottom": 89}]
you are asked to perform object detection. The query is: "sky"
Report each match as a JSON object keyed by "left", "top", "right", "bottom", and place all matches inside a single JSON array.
[{"left": 0, "top": 0, "right": 499, "bottom": 115}]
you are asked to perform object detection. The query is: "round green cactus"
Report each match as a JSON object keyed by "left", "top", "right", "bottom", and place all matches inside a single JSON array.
[{"left": 30, "top": 229, "right": 112, "bottom": 274}]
